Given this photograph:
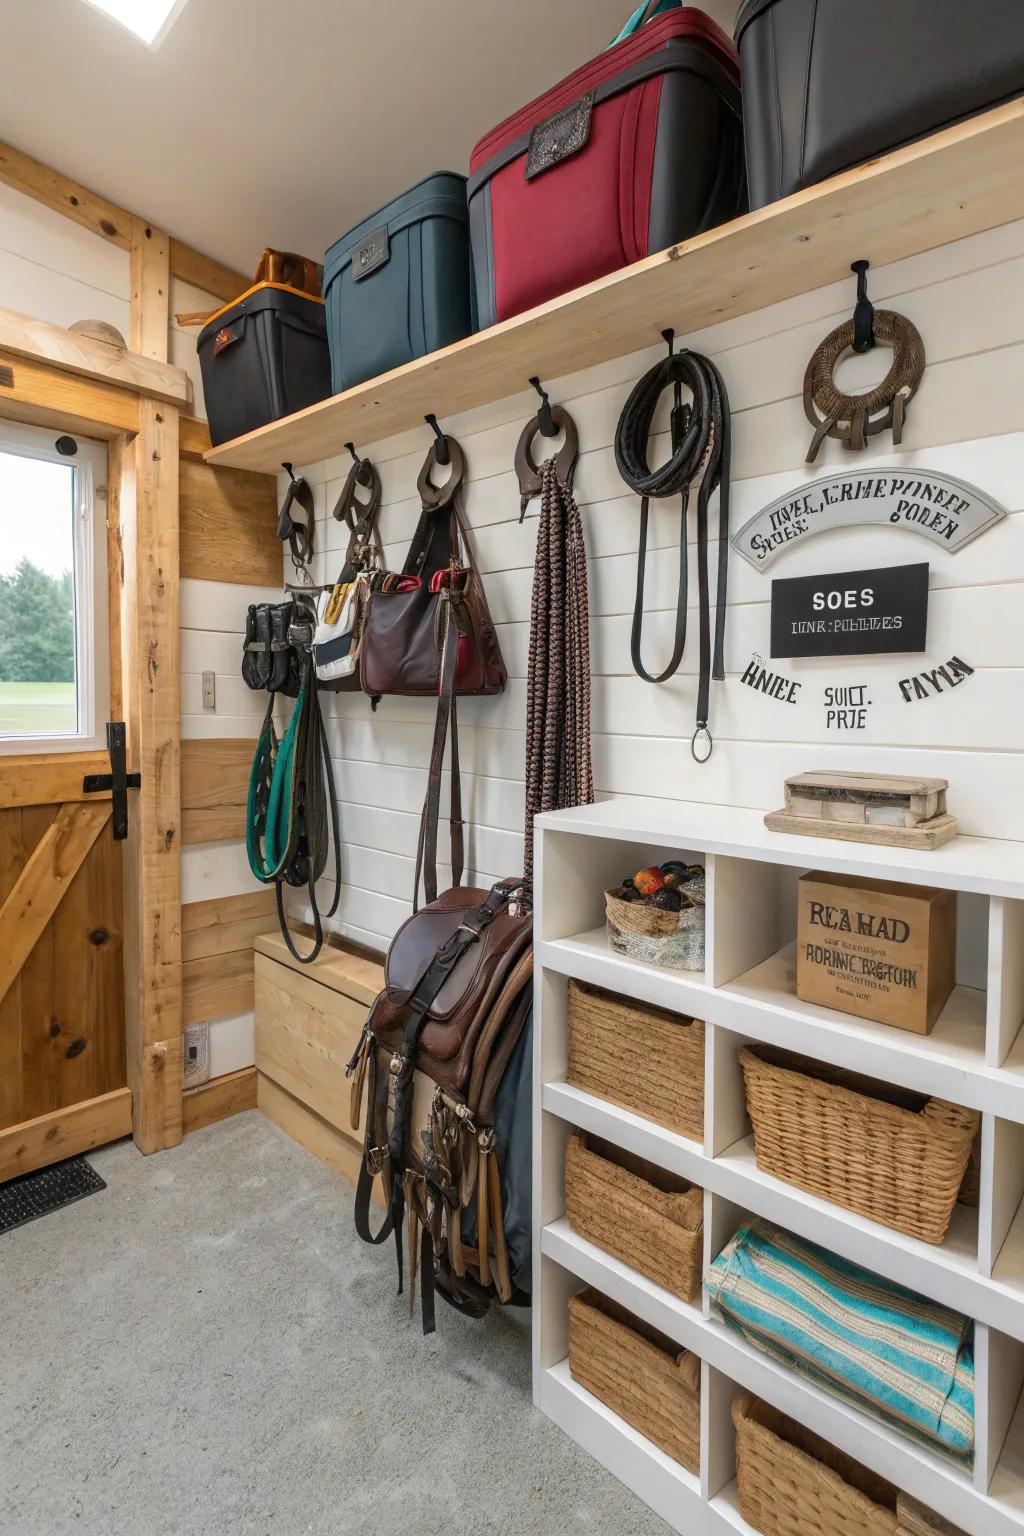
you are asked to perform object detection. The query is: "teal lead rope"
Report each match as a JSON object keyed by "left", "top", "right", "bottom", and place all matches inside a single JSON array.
[{"left": 246, "top": 655, "right": 341, "bottom": 964}]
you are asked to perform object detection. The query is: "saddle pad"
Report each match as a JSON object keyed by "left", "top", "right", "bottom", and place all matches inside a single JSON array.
[{"left": 705, "top": 1220, "right": 975, "bottom": 1463}]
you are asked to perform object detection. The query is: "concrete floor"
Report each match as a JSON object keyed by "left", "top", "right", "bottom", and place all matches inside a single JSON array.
[{"left": 0, "top": 1111, "right": 668, "bottom": 1536}]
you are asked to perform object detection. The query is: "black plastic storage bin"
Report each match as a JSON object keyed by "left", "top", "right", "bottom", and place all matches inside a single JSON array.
[
  {"left": 198, "top": 283, "right": 331, "bottom": 446},
  {"left": 322, "top": 171, "right": 473, "bottom": 395},
  {"left": 736, "top": 0, "right": 1024, "bottom": 209}
]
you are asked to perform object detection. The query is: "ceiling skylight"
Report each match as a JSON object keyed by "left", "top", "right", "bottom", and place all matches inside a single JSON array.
[{"left": 79, "top": 0, "right": 190, "bottom": 48}]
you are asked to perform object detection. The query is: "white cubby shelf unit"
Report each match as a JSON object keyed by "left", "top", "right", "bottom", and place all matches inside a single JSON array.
[{"left": 532, "top": 797, "right": 1024, "bottom": 1536}]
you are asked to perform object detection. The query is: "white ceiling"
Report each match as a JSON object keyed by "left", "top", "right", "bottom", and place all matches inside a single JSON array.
[{"left": 0, "top": 0, "right": 739, "bottom": 279}]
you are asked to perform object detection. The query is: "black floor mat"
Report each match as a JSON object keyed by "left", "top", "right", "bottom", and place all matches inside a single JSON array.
[{"left": 0, "top": 1157, "right": 106, "bottom": 1236}]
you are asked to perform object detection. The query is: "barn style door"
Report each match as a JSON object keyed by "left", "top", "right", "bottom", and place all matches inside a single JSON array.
[{"left": 0, "top": 763, "right": 130, "bottom": 1180}]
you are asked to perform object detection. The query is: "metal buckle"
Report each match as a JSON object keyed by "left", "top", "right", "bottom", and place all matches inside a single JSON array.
[{"left": 366, "top": 1146, "right": 388, "bottom": 1176}]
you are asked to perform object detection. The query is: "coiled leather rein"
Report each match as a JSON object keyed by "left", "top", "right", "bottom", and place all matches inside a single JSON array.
[{"left": 615, "top": 344, "right": 732, "bottom": 762}]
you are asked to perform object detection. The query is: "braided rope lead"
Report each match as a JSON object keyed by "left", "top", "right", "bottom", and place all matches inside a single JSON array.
[
  {"left": 804, "top": 309, "right": 926, "bottom": 464},
  {"left": 523, "top": 454, "right": 594, "bottom": 880}
]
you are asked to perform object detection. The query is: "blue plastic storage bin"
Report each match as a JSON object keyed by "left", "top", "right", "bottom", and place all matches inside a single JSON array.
[{"left": 322, "top": 171, "right": 473, "bottom": 394}]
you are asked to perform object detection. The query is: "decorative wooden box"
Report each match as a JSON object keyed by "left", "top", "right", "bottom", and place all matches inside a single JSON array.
[{"left": 796, "top": 872, "right": 957, "bottom": 1035}]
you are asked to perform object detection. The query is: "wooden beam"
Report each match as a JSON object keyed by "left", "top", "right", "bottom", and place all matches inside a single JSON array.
[
  {"left": 0, "top": 140, "right": 129, "bottom": 247},
  {"left": 179, "top": 415, "right": 213, "bottom": 460},
  {"left": 0, "top": 752, "right": 110, "bottom": 810},
  {"left": 0, "top": 306, "right": 189, "bottom": 406},
  {"left": 179, "top": 458, "right": 279, "bottom": 585},
  {"left": 0, "top": 140, "right": 248, "bottom": 302},
  {"left": 0, "top": 800, "right": 112, "bottom": 1008},
  {"left": 130, "top": 219, "right": 170, "bottom": 363},
  {"left": 182, "top": 806, "right": 247, "bottom": 845},
  {"left": 183, "top": 1066, "right": 257, "bottom": 1134},
  {"left": 181, "top": 736, "right": 254, "bottom": 845},
  {"left": 183, "top": 949, "right": 255, "bottom": 1027},
  {"left": 182, "top": 890, "right": 276, "bottom": 962},
  {"left": 120, "top": 399, "right": 182, "bottom": 1154},
  {"left": 169, "top": 238, "right": 247, "bottom": 307},
  {"left": 0, "top": 1087, "right": 132, "bottom": 1184},
  {"left": 181, "top": 737, "right": 253, "bottom": 806},
  {"left": 0, "top": 351, "right": 138, "bottom": 437}
]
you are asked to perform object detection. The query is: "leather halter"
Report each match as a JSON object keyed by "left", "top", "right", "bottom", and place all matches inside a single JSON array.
[
  {"left": 417, "top": 437, "right": 466, "bottom": 510},
  {"left": 515, "top": 405, "right": 579, "bottom": 508}
]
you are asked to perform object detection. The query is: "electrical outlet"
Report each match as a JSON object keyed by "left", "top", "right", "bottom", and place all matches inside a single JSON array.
[{"left": 182, "top": 1022, "right": 210, "bottom": 1087}]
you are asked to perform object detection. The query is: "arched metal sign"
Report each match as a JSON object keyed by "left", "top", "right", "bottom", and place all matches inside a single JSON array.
[{"left": 731, "top": 468, "right": 1007, "bottom": 570}]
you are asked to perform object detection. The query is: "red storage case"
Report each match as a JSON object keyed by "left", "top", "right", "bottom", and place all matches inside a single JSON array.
[{"left": 467, "top": 7, "right": 745, "bottom": 329}]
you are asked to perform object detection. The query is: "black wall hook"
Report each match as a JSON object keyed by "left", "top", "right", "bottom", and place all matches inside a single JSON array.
[
  {"left": 662, "top": 327, "right": 675, "bottom": 355},
  {"left": 425, "top": 413, "right": 450, "bottom": 465},
  {"left": 528, "top": 377, "right": 558, "bottom": 439},
  {"left": 282, "top": 461, "right": 298, "bottom": 483},
  {"left": 851, "top": 260, "right": 876, "bottom": 354},
  {"left": 344, "top": 441, "right": 360, "bottom": 467}
]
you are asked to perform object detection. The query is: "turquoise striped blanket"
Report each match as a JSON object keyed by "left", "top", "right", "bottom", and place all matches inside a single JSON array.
[{"left": 705, "top": 1221, "right": 974, "bottom": 1464}]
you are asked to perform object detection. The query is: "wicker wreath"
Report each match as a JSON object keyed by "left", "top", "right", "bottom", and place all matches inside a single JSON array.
[{"left": 803, "top": 308, "right": 926, "bottom": 463}]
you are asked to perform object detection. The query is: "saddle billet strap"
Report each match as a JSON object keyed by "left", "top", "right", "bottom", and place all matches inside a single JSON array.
[{"left": 354, "top": 1048, "right": 406, "bottom": 1293}]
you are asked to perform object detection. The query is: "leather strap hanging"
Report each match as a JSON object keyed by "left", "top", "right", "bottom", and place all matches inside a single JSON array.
[
  {"left": 331, "top": 452, "right": 384, "bottom": 574},
  {"left": 614, "top": 337, "right": 732, "bottom": 762},
  {"left": 516, "top": 404, "right": 594, "bottom": 878},
  {"left": 412, "top": 578, "right": 465, "bottom": 910},
  {"left": 276, "top": 468, "right": 316, "bottom": 572}
]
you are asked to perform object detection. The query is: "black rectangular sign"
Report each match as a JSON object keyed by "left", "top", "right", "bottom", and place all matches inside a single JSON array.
[{"left": 770, "top": 563, "right": 929, "bottom": 659}]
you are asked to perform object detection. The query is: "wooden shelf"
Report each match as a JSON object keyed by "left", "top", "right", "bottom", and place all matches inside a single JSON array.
[{"left": 204, "top": 99, "right": 1024, "bottom": 474}]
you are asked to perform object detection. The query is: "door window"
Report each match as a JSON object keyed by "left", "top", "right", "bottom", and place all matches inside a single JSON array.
[{"left": 0, "top": 422, "right": 109, "bottom": 751}]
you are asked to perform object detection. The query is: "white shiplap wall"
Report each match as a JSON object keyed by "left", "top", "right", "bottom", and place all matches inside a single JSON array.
[{"left": 172, "top": 217, "right": 1024, "bottom": 958}]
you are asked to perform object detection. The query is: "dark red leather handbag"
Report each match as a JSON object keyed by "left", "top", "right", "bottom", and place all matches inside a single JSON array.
[{"left": 359, "top": 436, "right": 506, "bottom": 700}]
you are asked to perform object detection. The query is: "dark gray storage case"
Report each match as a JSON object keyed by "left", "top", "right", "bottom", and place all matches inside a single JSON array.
[
  {"left": 322, "top": 171, "right": 473, "bottom": 394},
  {"left": 736, "top": 0, "right": 1024, "bottom": 209}
]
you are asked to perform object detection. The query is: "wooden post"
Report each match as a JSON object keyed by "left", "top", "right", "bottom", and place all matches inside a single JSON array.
[
  {"left": 130, "top": 219, "right": 170, "bottom": 363},
  {"left": 118, "top": 402, "right": 183, "bottom": 1152}
]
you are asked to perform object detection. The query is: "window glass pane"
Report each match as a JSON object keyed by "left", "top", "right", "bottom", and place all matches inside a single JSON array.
[{"left": 0, "top": 449, "right": 78, "bottom": 737}]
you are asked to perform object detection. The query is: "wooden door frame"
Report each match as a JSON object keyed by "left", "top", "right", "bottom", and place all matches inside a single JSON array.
[{"left": 0, "top": 306, "right": 189, "bottom": 1156}]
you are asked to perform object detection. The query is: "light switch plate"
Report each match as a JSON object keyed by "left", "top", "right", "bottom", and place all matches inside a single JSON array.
[
  {"left": 202, "top": 670, "right": 216, "bottom": 710},
  {"left": 182, "top": 1022, "right": 210, "bottom": 1087}
]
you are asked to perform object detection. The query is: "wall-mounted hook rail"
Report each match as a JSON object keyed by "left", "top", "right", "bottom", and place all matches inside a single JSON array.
[
  {"left": 851, "top": 260, "right": 876, "bottom": 353},
  {"left": 528, "top": 376, "right": 559, "bottom": 439},
  {"left": 424, "top": 413, "right": 450, "bottom": 465}
]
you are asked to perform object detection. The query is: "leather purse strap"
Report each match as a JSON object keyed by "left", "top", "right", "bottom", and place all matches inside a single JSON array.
[{"left": 413, "top": 586, "right": 465, "bottom": 909}]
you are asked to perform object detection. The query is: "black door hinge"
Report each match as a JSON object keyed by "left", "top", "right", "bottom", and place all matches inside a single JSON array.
[{"left": 83, "top": 722, "right": 141, "bottom": 840}]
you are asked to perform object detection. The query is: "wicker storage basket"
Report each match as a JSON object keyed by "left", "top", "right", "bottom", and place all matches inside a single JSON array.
[
  {"left": 567, "top": 979, "right": 704, "bottom": 1139},
  {"left": 568, "top": 1290, "right": 700, "bottom": 1472},
  {"left": 739, "top": 1043, "right": 979, "bottom": 1245},
  {"left": 733, "top": 1392, "right": 899, "bottom": 1536},
  {"left": 565, "top": 1132, "right": 703, "bottom": 1301}
]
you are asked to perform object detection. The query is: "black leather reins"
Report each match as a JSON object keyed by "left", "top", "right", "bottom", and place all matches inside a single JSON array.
[{"left": 614, "top": 337, "right": 732, "bottom": 762}]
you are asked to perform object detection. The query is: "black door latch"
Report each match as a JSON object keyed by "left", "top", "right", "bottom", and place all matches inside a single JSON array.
[{"left": 83, "top": 722, "right": 141, "bottom": 840}]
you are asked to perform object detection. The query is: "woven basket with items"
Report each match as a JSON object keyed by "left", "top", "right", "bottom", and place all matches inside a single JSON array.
[{"left": 605, "top": 858, "right": 706, "bottom": 970}]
